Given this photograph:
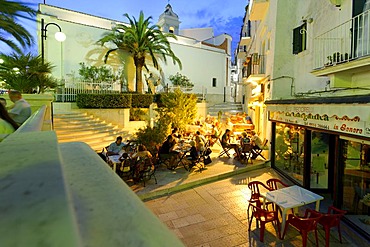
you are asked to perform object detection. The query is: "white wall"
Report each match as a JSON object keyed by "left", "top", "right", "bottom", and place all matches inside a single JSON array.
[{"left": 38, "top": 4, "right": 229, "bottom": 101}]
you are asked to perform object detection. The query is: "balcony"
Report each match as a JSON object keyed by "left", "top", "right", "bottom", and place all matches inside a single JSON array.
[
  {"left": 312, "top": 9, "right": 370, "bottom": 80},
  {"left": 243, "top": 54, "right": 266, "bottom": 83},
  {"left": 249, "top": 0, "right": 269, "bottom": 21}
]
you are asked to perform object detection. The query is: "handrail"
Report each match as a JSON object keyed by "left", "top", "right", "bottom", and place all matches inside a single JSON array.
[{"left": 16, "top": 105, "right": 47, "bottom": 133}]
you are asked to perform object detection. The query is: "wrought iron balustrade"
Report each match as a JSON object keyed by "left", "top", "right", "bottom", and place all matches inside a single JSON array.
[{"left": 313, "top": 9, "right": 370, "bottom": 69}]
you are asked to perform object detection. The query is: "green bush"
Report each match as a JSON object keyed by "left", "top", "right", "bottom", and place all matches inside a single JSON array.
[
  {"left": 130, "top": 108, "right": 148, "bottom": 121},
  {"left": 131, "top": 93, "right": 154, "bottom": 108},
  {"left": 76, "top": 94, "right": 131, "bottom": 108}
]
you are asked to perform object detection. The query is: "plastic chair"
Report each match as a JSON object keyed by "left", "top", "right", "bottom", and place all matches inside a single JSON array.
[
  {"left": 247, "top": 181, "right": 273, "bottom": 221},
  {"left": 282, "top": 209, "right": 322, "bottom": 247},
  {"left": 308, "top": 206, "right": 347, "bottom": 247},
  {"left": 248, "top": 203, "right": 280, "bottom": 242},
  {"left": 266, "top": 178, "right": 289, "bottom": 191}
]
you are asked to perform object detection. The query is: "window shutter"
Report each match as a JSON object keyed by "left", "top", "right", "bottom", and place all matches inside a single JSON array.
[{"left": 292, "top": 26, "right": 302, "bottom": 54}]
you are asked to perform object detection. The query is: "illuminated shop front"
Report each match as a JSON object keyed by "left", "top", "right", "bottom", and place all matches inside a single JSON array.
[{"left": 266, "top": 96, "right": 370, "bottom": 239}]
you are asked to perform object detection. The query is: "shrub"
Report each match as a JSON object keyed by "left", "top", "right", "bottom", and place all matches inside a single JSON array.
[
  {"left": 131, "top": 93, "right": 154, "bottom": 108},
  {"left": 76, "top": 94, "right": 131, "bottom": 108}
]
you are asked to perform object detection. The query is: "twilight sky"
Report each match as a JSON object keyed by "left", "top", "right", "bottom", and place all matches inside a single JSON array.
[{"left": 2, "top": 0, "right": 248, "bottom": 57}]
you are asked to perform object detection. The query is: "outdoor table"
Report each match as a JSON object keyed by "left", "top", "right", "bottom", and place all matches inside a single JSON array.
[
  {"left": 174, "top": 144, "right": 191, "bottom": 171},
  {"left": 106, "top": 154, "right": 121, "bottom": 173},
  {"left": 261, "top": 185, "right": 324, "bottom": 236}
]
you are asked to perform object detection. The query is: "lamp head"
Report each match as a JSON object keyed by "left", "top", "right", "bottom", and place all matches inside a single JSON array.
[{"left": 55, "top": 32, "right": 66, "bottom": 42}]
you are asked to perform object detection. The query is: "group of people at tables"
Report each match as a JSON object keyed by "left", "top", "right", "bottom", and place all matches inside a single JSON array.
[
  {"left": 221, "top": 129, "right": 264, "bottom": 162},
  {"left": 157, "top": 128, "right": 210, "bottom": 171},
  {"left": 0, "top": 91, "right": 32, "bottom": 141},
  {"left": 105, "top": 136, "right": 155, "bottom": 182}
]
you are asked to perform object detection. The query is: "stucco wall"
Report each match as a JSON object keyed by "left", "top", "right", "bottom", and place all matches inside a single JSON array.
[{"left": 38, "top": 4, "right": 229, "bottom": 105}]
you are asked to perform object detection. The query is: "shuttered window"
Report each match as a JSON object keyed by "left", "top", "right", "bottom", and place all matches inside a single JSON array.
[{"left": 292, "top": 23, "right": 307, "bottom": 54}]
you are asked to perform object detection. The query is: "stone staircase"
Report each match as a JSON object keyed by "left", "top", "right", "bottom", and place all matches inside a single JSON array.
[
  {"left": 53, "top": 112, "right": 131, "bottom": 152},
  {"left": 207, "top": 102, "right": 243, "bottom": 119}
]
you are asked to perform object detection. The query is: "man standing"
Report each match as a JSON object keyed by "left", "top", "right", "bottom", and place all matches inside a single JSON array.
[{"left": 8, "top": 90, "right": 31, "bottom": 125}]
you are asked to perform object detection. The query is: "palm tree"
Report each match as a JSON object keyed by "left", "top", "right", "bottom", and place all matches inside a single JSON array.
[
  {"left": 98, "top": 11, "right": 182, "bottom": 93},
  {"left": 0, "top": 53, "right": 57, "bottom": 93},
  {"left": 0, "top": 0, "right": 36, "bottom": 53}
]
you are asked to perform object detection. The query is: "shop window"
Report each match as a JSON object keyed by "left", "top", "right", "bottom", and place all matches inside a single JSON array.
[
  {"left": 310, "top": 131, "right": 329, "bottom": 189},
  {"left": 274, "top": 123, "right": 305, "bottom": 185},
  {"left": 341, "top": 139, "right": 370, "bottom": 233},
  {"left": 292, "top": 23, "right": 307, "bottom": 54}
]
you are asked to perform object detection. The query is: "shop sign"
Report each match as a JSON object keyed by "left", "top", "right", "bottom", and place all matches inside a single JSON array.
[{"left": 267, "top": 104, "right": 370, "bottom": 138}]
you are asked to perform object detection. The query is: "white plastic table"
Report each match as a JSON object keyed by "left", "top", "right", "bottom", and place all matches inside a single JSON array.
[
  {"left": 262, "top": 185, "right": 324, "bottom": 234},
  {"left": 107, "top": 155, "right": 121, "bottom": 172}
]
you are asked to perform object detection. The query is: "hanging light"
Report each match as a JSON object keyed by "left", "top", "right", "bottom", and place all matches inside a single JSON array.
[{"left": 329, "top": 0, "right": 342, "bottom": 7}]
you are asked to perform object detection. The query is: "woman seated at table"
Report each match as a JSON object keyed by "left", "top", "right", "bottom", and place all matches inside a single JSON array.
[
  {"left": 131, "top": 144, "right": 154, "bottom": 180},
  {"left": 221, "top": 129, "right": 242, "bottom": 159},
  {"left": 240, "top": 132, "right": 251, "bottom": 146},
  {"left": 159, "top": 135, "right": 179, "bottom": 166},
  {"left": 195, "top": 131, "right": 207, "bottom": 152},
  {"left": 185, "top": 140, "right": 199, "bottom": 168}
]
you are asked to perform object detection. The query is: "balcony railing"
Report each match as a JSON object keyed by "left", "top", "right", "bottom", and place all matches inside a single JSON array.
[
  {"left": 243, "top": 54, "right": 266, "bottom": 78},
  {"left": 313, "top": 9, "right": 370, "bottom": 69}
]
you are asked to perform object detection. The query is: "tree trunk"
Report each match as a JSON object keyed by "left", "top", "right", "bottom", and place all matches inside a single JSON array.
[{"left": 135, "top": 64, "right": 143, "bottom": 93}]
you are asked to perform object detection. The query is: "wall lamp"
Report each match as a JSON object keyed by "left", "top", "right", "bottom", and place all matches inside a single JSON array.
[{"left": 41, "top": 18, "right": 66, "bottom": 64}]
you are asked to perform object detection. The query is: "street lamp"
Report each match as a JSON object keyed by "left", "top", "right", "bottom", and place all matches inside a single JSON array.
[{"left": 40, "top": 18, "right": 66, "bottom": 64}]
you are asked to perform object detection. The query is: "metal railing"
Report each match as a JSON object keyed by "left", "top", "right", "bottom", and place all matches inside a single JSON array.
[
  {"left": 55, "top": 80, "right": 121, "bottom": 102},
  {"left": 313, "top": 9, "right": 370, "bottom": 69},
  {"left": 243, "top": 54, "right": 266, "bottom": 78}
]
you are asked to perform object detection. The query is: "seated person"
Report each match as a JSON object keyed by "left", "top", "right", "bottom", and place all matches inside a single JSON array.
[
  {"left": 240, "top": 132, "right": 251, "bottom": 146},
  {"left": 131, "top": 144, "right": 154, "bottom": 180},
  {"left": 0, "top": 103, "right": 19, "bottom": 141},
  {"left": 251, "top": 131, "right": 263, "bottom": 159},
  {"left": 185, "top": 141, "right": 199, "bottom": 167},
  {"left": 159, "top": 135, "right": 179, "bottom": 168},
  {"left": 8, "top": 90, "right": 31, "bottom": 125},
  {"left": 221, "top": 129, "right": 241, "bottom": 159},
  {"left": 195, "top": 131, "right": 207, "bottom": 152},
  {"left": 106, "top": 136, "right": 126, "bottom": 156}
]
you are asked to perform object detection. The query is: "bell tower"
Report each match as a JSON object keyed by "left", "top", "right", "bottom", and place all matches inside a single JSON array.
[{"left": 157, "top": 3, "right": 180, "bottom": 35}]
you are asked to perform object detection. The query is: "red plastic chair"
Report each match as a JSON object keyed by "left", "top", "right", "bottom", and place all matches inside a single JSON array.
[
  {"left": 247, "top": 181, "right": 273, "bottom": 221},
  {"left": 248, "top": 204, "right": 280, "bottom": 242},
  {"left": 282, "top": 209, "right": 322, "bottom": 247},
  {"left": 266, "top": 178, "right": 289, "bottom": 191},
  {"left": 308, "top": 206, "right": 347, "bottom": 247}
]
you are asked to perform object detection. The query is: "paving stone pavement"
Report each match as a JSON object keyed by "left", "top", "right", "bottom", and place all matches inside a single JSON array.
[{"left": 144, "top": 168, "right": 361, "bottom": 247}]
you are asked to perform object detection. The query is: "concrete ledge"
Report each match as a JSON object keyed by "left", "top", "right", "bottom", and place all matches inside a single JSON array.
[
  {"left": 138, "top": 162, "right": 268, "bottom": 201},
  {"left": 59, "top": 142, "right": 184, "bottom": 247},
  {"left": 0, "top": 131, "right": 81, "bottom": 247}
]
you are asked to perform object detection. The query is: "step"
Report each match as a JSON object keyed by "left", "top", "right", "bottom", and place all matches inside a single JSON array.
[
  {"left": 57, "top": 132, "right": 119, "bottom": 142},
  {"left": 56, "top": 129, "right": 119, "bottom": 139},
  {"left": 54, "top": 123, "right": 116, "bottom": 131}
]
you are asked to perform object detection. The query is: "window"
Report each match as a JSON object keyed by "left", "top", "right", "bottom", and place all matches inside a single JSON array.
[
  {"left": 292, "top": 23, "right": 307, "bottom": 54},
  {"left": 169, "top": 26, "right": 174, "bottom": 33},
  {"left": 212, "top": 78, "right": 217, "bottom": 87},
  {"left": 274, "top": 123, "right": 305, "bottom": 185}
]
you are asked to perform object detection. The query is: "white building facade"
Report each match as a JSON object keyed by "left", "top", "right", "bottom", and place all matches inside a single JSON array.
[
  {"left": 38, "top": 4, "right": 233, "bottom": 104},
  {"left": 236, "top": 0, "right": 370, "bottom": 241}
]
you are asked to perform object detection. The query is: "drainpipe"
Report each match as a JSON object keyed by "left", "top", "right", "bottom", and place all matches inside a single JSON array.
[{"left": 270, "top": 76, "right": 295, "bottom": 96}]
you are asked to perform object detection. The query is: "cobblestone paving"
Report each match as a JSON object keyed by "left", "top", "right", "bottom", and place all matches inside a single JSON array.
[{"left": 145, "top": 168, "right": 359, "bottom": 247}]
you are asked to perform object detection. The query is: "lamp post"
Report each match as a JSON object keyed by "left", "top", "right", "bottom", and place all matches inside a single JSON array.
[{"left": 40, "top": 18, "right": 66, "bottom": 64}]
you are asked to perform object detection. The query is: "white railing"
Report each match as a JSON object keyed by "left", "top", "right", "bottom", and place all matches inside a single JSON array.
[
  {"left": 313, "top": 9, "right": 370, "bottom": 69},
  {"left": 55, "top": 80, "right": 121, "bottom": 102}
]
